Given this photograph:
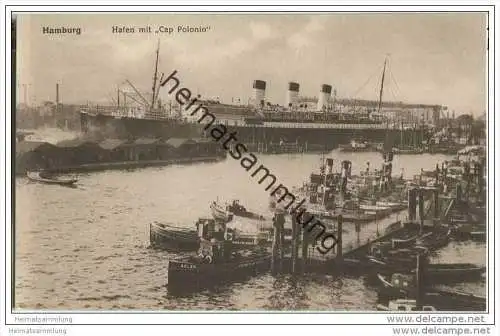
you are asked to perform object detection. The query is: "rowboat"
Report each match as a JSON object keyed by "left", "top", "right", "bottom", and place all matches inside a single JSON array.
[
  {"left": 376, "top": 263, "right": 486, "bottom": 291},
  {"left": 149, "top": 222, "right": 199, "bottom": 251},
  {"left": 27, "top": 171, "right": 78, "bottom": 186},
  {"left": 390, "top": 235, "right": 419, "bottom": 249},
  {"left": 376, "top": 283, "right": 486, "bottom": 311},
  {"left": 451, "top": 223, "right": 487, "bottom": 242},
  {"left": 415, "top": 229, "right": 451, "bottom": 250},
  {"left": 425, "top": 290, "right": 486, "bottom": 311}
]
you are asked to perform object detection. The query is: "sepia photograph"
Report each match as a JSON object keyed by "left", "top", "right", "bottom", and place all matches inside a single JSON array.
[{"left": 7, "top": 7, "right": 493, "bottom": 326}]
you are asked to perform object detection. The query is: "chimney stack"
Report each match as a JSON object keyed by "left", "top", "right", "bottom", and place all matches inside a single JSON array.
[
  {"left": 56, "top": 83, "right": 60, "bottom": 106},
  {"left": 252, "top": 80, "right": 266, "bottom": 107},
  {"left": 286, "top": 82, "right": 300, "bottom": 109},
  {"left": 317, "top": 84, "right": 332, "bottom": 112}
]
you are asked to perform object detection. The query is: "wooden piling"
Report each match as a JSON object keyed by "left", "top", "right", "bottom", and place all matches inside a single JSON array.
[
  {"left": 271, "top": 215, "right": 279, "bottom": 275},
  {"left": 415, "top": 253, "right": 427, "bottom": 310},
  {"left": 301, "top": 212, "right": 309, "bottom": 274},
  {"left": 456, "top": 183, "right": 462, "bottom": 202},
  {"left": 433, "top": 188, "right": 440, "bottom": 225},
  {"left": 408, "top": 188, "right": 417, "bottom": 221},
  {"left": 355, "top": 222, "right": 361, "bottom": 247},
  {"left": 291, "top": 213, "right": 299, "bottom": 274},
  {"left": 278, "top": 215, "right": 284, "bottom": 273},
  {"left": 336, "top": 215, "right": 343, "bottom": 261},
  {"left": 407, "top": 188, "right": 414, "bottom": 221},
  {"left": 418, "top": 188, "right": 424, "bottom": 233}
]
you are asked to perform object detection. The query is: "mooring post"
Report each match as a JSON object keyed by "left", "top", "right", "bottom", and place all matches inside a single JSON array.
[
  {"left": 291, "top": 212, "right": 299, "bottom": 274},
  {"left": 278, "top": 214, "right": 285, "bottom": 273},
  {"left": 407, "top": 188, "right": 414, "bottom": 221},
  {"left": 456, "top": 183, "right": 462, "bottom": 202},
  {"left": 408, "top": 187, "right": 417, "bottom": 222},
  {"left": 435, "top": 163, "right": 440, "bottom": 184},
  {"left": 418, "top": 188, "right": 424, "bottom": 234},
  {"left": 355, "top": 221, "right": 361, "bottom": 247},
  {"left": 478, "top": 161, "right": 484, "bottom": 203},
  {"left": 336, "top": 215, "right": 343, "bottom": 261},
  {"left": 301, "top": 212, "right": 309, "bottom": 274},
  {"left": 433, "top": 188, "right": 440, "bottom": 226},
  {"left": 415, "top": 252, "right": 427, "bottom": 311},
  {"left": 271, "top": 215, "right": 279, "bottom": 275}
]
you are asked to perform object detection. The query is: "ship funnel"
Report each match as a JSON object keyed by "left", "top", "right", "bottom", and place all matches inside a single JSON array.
[
  {"left": 253, "top": 80, "right": 266, "bottom": 107},
  {"left": 286, "top": 82, "right": 300, "bottom": 109},
  {"left": 326, "top": 158, "right": 334, "bottom": 174},
  {"left": 317, "top": 84, "right": 332, "bottom": 112}
]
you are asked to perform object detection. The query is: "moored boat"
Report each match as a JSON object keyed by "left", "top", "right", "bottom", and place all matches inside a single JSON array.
[
  {"left": 27, "top": 171, "right": 78, "bottom": 186},
  {"left": 150, "top": 218, "right": 271, "bottom": 252},
  {"left": 216, "top": 199, "right": 266, "bottom": 221},
  {"left": 376, "top": 299, "right": 436, "bottom": 311},
  {"left": 167, "top": 218, "right": 271, "bottom": 295},
  {"left": 338, "top": 139, "right": 375, "bottom": 152},
  {"left": 149, "top": 222, "right": 199, "bottom": 251},
  {"left": 415, "top": 229, "right": 451, "bottom": 250},
  {"left": 391, "top": 147, "right": 425, "bottom": 155},
  {"left": 376, "top": 264, "right": 486, "bottom": 293},
  {"left": 376, "top": 286, "right": 486, "bottom": 311},
  {"left": 210, "top": 201, "right": 233, "bottom": 222}
]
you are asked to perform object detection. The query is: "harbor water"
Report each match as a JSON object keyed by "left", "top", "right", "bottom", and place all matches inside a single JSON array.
[{"left": 14, "top": 152, "right": 486, "bottom": 310}]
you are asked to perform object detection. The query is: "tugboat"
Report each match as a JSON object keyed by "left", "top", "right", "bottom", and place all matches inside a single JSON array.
[
  {"left": 210, "top": 201, "right": 234, "bottom": 222},
  {"left": 302, "top": 158, "right": 401, "bottom": 222},
  {"left": 167, "top": 217, "right": 271, "bottom": 295},
  {"left": 211, "top": 199, "right": 266, "bottom": 221}
]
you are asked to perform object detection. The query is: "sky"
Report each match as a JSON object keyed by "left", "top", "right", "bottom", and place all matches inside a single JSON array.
[{"left": 16, "top": 13, "right": 487, "bottom": 116}]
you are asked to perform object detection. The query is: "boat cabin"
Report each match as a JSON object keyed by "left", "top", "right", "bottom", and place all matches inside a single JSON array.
[
  {"left": 389, "top": 299, "right": 436, "bottom": 311},
  {"left": 390, "top": 273, "right": 415, "bottom": 289},
  {"left": 227, "top": 200, "right": 247, "bottom": 214},
  {"left": 369, "top": 242, "right": 393, "bottom": 259},
  {"left": 196, "top": 218, "right": 233, "bottom": 241},
  {"left": 195, "top": 218, "right": 234, "bottom": 264}
]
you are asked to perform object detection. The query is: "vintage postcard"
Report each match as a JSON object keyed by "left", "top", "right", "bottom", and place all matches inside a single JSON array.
[{"left": 4, "top": 5, "right": 496, "bottom": 334}]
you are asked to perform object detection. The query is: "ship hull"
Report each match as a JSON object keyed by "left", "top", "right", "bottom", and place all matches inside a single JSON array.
[
  {"left": 80, "top": 112, "right": 203, "bottom": 139},
  {"left": 218, "top": 123, "right": 430, "bottom": 151},
  {"left": 80, "top": 112, "right": 430, "bottom": 149}
]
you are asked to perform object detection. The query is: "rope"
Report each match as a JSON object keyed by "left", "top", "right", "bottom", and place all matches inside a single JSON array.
[
  {"left": 389, "top": 67, "right": 404, "bottom": 102},
  {"left": 350, "top": 63, "right": 385, "bottom": 98}
]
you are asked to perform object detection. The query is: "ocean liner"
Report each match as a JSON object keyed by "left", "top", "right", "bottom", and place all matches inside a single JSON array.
[
  {"left": 79, "top": 42, "right": 204, "bottom": 139},
  {"left": 80, "top": 46, "right": 444, "bottom": 149}
]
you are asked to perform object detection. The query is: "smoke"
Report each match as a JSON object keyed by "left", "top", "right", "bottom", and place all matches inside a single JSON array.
[{"left": 23, "top": 127, "right": 81, "bottom": 144}]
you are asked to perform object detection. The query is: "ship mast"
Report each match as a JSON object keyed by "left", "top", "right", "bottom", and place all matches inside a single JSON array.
[
  {"left": 151, "top": 39, "right": 160, "bottom": 110},
  {"left": 376, "top": 57, "right": 387, "bottom": 115},
  {"left": 378, "top": 56, "right": 393, "bottom": 152}
]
